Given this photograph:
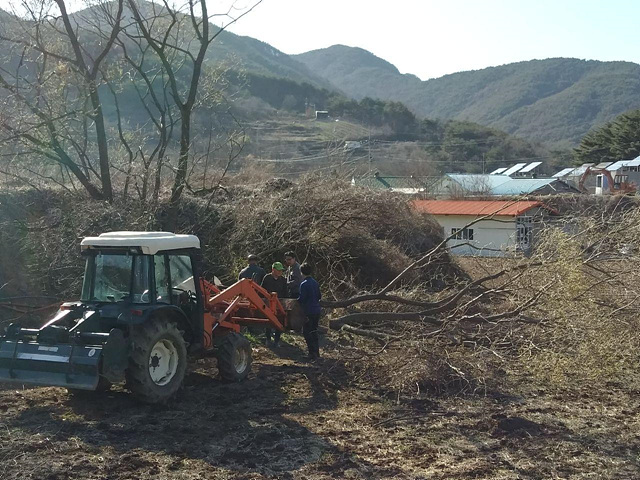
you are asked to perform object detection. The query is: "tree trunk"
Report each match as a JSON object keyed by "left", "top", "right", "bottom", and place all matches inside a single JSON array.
[
  {"left": 166, "top": 108, "right": 191, "bottom": 228},
  {"left": 88, "top": 82, "right": 113, "bottom": 202},
  {"left": 55, "top": 147, "right": 104, "bottom": 200}
]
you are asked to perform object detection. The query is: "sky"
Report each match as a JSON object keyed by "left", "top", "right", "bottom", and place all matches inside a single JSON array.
[
  {"left": 1, "top": 0, "right": 639, "bottom": 80},
  {"left": 223, "top": 0, "right": 640, "bottom": 79}
]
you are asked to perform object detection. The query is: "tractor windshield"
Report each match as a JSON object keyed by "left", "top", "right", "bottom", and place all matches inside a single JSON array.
[{"left": 81, "top": 252, "right": 151, "bottom": 303}]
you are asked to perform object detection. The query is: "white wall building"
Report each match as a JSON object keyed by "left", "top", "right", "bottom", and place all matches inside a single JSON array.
[{"left": 413, "top": 200, "right": 556, "bottom": 257}]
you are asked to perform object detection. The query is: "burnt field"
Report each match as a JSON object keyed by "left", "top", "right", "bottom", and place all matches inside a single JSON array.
[{"left": 1, "top": 333, "right": 639, "bottom": 480}]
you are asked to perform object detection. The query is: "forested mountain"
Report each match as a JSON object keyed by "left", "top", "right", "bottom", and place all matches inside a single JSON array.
[
  {"left": 4, "top": 3, "right": 640, "bottom": 150},
  {"left": 295, "top": 46, "right": 640, "bottom": 148}
]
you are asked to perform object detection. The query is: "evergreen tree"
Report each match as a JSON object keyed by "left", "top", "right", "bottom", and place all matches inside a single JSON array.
[{"left": 575, "top": 109, "right": 640, "bottom": 164}]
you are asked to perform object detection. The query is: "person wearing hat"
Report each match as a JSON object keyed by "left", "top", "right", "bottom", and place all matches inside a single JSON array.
[
  {"left": 238, "top": 254, "right": 266, "bottom": 284},
  {"left": 261, "top": 262, "right": 287, "bottom": 346}
]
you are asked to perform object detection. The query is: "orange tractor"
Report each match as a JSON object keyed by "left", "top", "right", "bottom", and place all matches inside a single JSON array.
[{"left": 0, "top": 232, "right": 294, "bottom": 403}]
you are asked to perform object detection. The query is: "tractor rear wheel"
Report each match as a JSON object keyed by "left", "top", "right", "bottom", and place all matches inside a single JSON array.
[
  {"left": 125, "top": 318, "right": 187, "bottom": 403},
  {"left": 216, "top": 333, "right": 252, "bottom": 382}
]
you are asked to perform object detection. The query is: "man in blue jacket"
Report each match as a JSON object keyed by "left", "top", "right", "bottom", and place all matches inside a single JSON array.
[{"left": 297, "top": 263, "right": 322, "bottom": 360}]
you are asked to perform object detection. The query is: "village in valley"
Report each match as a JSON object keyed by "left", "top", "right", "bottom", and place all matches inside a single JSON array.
[
  {"left": 351, "top": 158, "right": 640, "bottom": 257},
  {"left": 1, "top": 1, "right": 640, "bottom": 479}
]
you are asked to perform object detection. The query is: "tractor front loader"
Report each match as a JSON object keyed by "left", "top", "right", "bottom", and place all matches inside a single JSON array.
[{"left": 0, "top": 232, "right": 292, "bottom": 403}]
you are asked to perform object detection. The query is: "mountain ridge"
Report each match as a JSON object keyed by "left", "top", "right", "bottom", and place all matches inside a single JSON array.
[
  {"left": 295, "top": 46, "right": 640, "bottom": 147},
  {"left": 4, "top": 3, "right": 639, "bottom": 149}
]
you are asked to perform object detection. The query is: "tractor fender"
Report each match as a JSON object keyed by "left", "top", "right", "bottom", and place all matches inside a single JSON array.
[{"left": 120, "top": 305, "right": 195, "bottom": 344}]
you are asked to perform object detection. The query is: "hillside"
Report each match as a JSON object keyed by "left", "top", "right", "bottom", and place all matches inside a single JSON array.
[
  {"left": 1, "top": 5, "right": 555, "bottom": 182},
  {"left": 5, "top": 4, "right": 640, "bottom": 150},
  {"left": 64, "top": 2, "right": 334, "bottom": 90},
  {"left": 0, "top": 4, "right": 330, "bottom": 91},
  {"left": 295, "top": 46, "right": 640, "bottom": 148}
]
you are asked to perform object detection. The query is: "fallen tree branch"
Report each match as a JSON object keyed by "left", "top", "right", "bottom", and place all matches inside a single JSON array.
[
  {"left": 340, "top": 324, "right": 400, "bottom": 343},
  {"left": 455, "top": 285, "right": 548, "bottom": 324},
  {"left": 322, "top": 263, "right": 539, "bottom": 313},
  {"left": 329, "top": 312, "right": 442, "bottom": 330},
  {"left": 321, "top": 293, "right": 437, "bottom": 309}
]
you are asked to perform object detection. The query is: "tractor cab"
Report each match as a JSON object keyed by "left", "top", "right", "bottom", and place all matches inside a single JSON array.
[{"left": 80, "top": 232, "right": 202, "bottom": 329}]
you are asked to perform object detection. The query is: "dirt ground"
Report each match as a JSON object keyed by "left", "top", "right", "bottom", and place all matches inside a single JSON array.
[{"left": 1, "top": 332, "right": 639, "bottom": 480}]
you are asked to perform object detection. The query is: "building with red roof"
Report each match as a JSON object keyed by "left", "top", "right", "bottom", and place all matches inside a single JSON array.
[{"left": 413, "top": 200, "right": 557, "bottom": 257}]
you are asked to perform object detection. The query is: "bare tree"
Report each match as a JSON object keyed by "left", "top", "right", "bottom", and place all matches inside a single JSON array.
[
  {"left": 0, "top": 0, "right": 123, "bottom": 201},
  {"left": 126, "top": 0, "right": 261, "bottom": 223},
  {"left": 104, "top": 31, "right": 177, "bottom": 204}
]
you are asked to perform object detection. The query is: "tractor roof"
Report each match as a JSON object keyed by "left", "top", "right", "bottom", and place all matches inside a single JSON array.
[{"left": 81, "top": 231, "right": 200, "bottom": 255}]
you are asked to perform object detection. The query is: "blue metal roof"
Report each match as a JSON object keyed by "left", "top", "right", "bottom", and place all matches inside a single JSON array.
[
  {"left": 446, "top": 174, "right": 560, "bottom": 195},
  {"left": 446, "top": 174, "right": 511, "bottom": 191},
  {"left": 492, "top": 178, "right": 558, "bottom": 195}
]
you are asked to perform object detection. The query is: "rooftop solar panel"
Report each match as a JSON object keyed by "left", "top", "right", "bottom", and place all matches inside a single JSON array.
[
  {"left": 626, "top": 156, "right": 640, "bottom": 167},
  {"left": 502, "top": 163, "right": 527, "bottom": 176},
  {"left": 552, "top": 168, "right": 575, "bottom": 178},
  {"left": 606, "top": 160, "right": 630, "bottom": 171},
  {"left": 519, "top": 161, "right": 543, "bottom": 173},
  {"left": 595, "top": 162, "right": 613, "bottom": 169}
]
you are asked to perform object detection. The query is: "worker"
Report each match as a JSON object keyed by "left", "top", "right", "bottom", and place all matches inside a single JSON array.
[
  {"left": 238, "top": 254, "right": 266, "bottom": 284},
  {"left": 261, "top": 262, "right": 287, "bottom": 347},
  {"left": 284, "top": 251, "right": 303, "bottom": 297},
  {"left": 297, "top": 263, "right": 322, "bottom": 361}
]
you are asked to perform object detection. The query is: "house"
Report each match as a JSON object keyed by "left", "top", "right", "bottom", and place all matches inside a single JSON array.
[
  {"left": 344, "top": 141, "right": 363, "bottom": 152},
  {"left": 315, "top": 110, "right": 329, "bottom": 120},
  {"left": 438, "top": 174, "right": 579, "bottom": 197},
  {"left": 413, "top": 199, "right": 557, "bottom": 257}
]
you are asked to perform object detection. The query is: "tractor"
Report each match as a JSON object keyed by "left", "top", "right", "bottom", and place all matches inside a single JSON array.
[{"left": 0, "top": 232, "right": 295, "bottom": 403}]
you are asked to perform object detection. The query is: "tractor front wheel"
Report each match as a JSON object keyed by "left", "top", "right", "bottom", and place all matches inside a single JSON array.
[
  {"left": 126, "top": 318, "right": 187, "bottom": 403},
  {"left": 216, "top": 333, "right": 252, "bottom": 382}
]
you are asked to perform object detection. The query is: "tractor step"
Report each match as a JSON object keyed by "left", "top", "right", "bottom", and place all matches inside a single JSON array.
[{"left": 0, "top": 340, "right": 103, "bottom": 390}]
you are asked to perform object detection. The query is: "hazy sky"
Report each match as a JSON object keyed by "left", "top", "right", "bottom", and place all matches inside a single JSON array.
[
  {"left": 224, "top": 0, "right": 640, "bottom": 79},
  {"left": 1, "top": 0, "right": 638, "bottom": 79}
]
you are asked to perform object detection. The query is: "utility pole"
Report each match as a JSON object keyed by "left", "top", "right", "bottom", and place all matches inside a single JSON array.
[
  {"left": 482, "top": 153, "right": 485, "bottom": 174},
  {"left": 256, "top": 126, "right": 260, "bottom": 160}
]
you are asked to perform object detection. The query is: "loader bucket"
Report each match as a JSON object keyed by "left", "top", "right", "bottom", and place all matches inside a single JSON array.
[{"left": 0, "top": 340, "right": 103, "bottom": 390}]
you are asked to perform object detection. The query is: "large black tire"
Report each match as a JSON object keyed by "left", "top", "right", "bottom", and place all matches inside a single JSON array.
[
  {"left": 216, "top": 333, "right": 252, "bottom": 382},
  {"left": 125, "top": 318, "right": 187, "bottom": 403}
]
